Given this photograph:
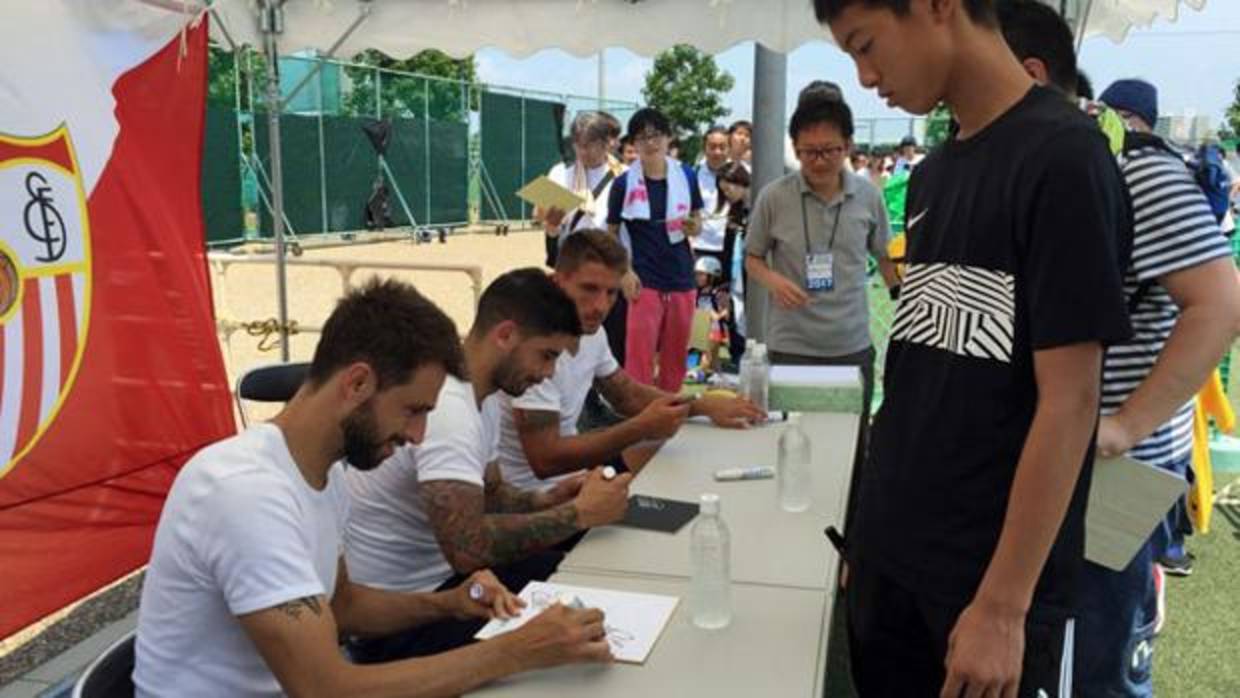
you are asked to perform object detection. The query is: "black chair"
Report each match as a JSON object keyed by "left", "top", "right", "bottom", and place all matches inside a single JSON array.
[
  {"left": 235, "top": 362, "right": 310, "bottom": 426},
  {"left": 71, "top": 631, "right": 135, "bottom": 698}
]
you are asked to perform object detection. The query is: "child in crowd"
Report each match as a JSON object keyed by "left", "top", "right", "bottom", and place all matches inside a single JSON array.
[{"left": 690, "top": 255, "right": 729, "bottom": 380}]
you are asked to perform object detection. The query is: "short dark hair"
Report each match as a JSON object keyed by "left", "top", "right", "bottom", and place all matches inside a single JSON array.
[
  {"left": 728, "top": 120, "right": 753, "bottom": 136},
  {"left": 627, "top": 107, "right": 673, "bottom": 139},
  {"left": 556, "top": 229, "right": 630, "bottom": 275},
  {"left": 1076, "top": 70, "right": 1094, "bottom": 100},
  {"left": 619, "top": 134, "right": 634, "bottom": 148},
  {"left": 798, "top": 80, "right": 844, "bottom": 107},
  {"left": 789, "top": 92, "right": 855, "bottom": 141},
  {"left": 813, "top": 0, "right": 997, "bottom": 26},
  {"left": 997, "top": 0, "right": 1078, "bottom": 96},
  {"left": 703, "top": 125, "right": 730, "bottom": 144},
  {"left": 473, "top": 267, "right": 582, "bottom": 340},
  {"left": 309, "top": 277, "right": 464, "bottom": 388}
]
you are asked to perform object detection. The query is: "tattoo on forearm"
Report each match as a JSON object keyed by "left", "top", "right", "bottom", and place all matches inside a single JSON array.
[
  {"left": 483, "top": 506, "right": 580, "bottom": 563},
  {"left": 595, "top": 373, "right": 634, "bottom": 415},
  {"left": 273, "top": 596, "right": 323, "bottom": 621},
  {"left": 596, "top": 371, "right": 657, "bottom": 416},
  {"left": 484, "top": 464, "right": 542, "bottom": 513},
  {"left": 423, "top": 480, "right": 579, "bottom": 571},
  {"left": 515, "top": 409, "right": 560, "bottom": 434}
]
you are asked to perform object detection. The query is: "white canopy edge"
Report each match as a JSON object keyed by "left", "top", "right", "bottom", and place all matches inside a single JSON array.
[
  {"left": 1080, "top": 0, "right": 1208, "bottom": 42},
  {"left": 184, "top": 0, "right": 1210, "bottom": 59},
  {"left": 204, "top": 0, "right": 823, "bottom": 58}
]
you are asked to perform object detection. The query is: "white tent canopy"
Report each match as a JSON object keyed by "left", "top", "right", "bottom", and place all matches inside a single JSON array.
[{"left": 197, "top": 0, "right": 1209, "bottom": 58}]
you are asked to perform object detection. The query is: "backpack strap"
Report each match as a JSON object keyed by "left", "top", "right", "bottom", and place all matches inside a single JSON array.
[{"left": 567, "top": 169, "right": 617, "bottom": 232}]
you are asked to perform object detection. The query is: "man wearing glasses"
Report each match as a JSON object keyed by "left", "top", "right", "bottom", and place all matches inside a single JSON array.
[
  {"left": 745, "top": 89, "right": 899, "bottom": 466},
  {"left": 739, "top": 87, "right": 897, "bottom": 391}
]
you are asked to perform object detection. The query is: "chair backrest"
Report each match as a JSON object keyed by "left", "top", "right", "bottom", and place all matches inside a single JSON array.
[
  {"left": 72, "top": 631, "right": 135, "bottom": 698},
  {"left": 235, "top": 362, "right": 310, "bottom": 427}
]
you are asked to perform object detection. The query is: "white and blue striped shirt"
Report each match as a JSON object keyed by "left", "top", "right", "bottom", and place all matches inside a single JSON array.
[{"left": 1102, "top": 146, "right": 1232, "bottom": 466}]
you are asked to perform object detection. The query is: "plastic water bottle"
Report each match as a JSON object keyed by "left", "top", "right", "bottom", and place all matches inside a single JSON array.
[
  {"left": 690, "top": 493, "right": 732, "bottom": 629},
  {"left": 777, "top": 412, "right": 812, "bottom": 512},
  {"left": 749, "top": 343, "right": 770, "bottom": 412},
  {"left": 736, "top": 338, "right": 757, "bottom": 394}
]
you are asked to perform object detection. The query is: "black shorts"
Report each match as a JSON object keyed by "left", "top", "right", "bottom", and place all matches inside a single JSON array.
[{"left": 847, "top": 560, "right": 1075, "bottom": 698}]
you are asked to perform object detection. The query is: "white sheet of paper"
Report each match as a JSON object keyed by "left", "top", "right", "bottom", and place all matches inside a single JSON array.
[
  {"left": 1086, "top": 456, "right": 1186, "bottom": 571},
  {"left": 474, "top": 581, "right": 679, "bottom": 664},
  {"left": 516, "top": 175, "right": 586, "bottom": 212},
  {"left": 768, "top": 364, "right": 861, "bottom": 389}
]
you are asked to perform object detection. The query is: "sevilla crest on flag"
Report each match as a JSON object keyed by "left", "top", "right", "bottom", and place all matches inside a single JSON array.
[{"left": 0, "top": 126, "right": 91, "bottom": 479}]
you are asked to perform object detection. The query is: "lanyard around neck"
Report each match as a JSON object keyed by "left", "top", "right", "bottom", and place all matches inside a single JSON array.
[{"left": 800, "top": 190, "right": 843, "bottom": 254}]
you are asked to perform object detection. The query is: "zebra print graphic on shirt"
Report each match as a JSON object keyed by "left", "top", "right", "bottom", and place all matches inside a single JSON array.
[{"left": 890, "top": 263, "right": 1016, "bottom": 364}]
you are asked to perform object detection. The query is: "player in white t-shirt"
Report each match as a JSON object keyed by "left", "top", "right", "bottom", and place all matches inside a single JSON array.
[
  {"left": 344, "top": 269, "right": 632, "bottom": 662},
  {"left": 497, "top": 231, "right": 766, "bottom": 493},
  {"left": 134, "top": 279, "right": 613, "bottom": 698}
]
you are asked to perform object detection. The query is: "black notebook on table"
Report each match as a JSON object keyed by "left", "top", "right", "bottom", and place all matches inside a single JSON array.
[{"left": 616, "top": 495, "right": 700, "bottom": 534}]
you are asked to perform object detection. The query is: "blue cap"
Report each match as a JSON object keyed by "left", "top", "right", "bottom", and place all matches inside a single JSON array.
[{"left": 1100, "top": 79, "right": 1159, "bottom": 129}]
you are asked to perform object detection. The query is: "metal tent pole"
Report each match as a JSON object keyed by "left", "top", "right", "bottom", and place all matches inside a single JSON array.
[
  {"left": 260, "top": 0, "right": 291, "bottom": 362},
  {"left": 746, "top": 43, "right": 787, "bottom": 345}
]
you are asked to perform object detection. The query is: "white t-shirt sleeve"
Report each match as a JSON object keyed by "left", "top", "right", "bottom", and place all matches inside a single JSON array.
[
  {"left": 593, "top": 328, "right": 621, "bottom": 379},
  {"left": 414, "top": 387, "right": 488, "bottom": 486},
  {"left": 480, "top": 396, "right": 503, "bottom": 464},
  {"left": 198, "top": 471, "right": 327, "bottom": 617},
  {"left": 513, "top": 376, "right": 563, "bottom": 413}
]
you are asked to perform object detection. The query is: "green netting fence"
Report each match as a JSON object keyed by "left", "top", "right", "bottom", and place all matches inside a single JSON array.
[{"left": 202, "top": 47, "right": 638, "bottom": 248}]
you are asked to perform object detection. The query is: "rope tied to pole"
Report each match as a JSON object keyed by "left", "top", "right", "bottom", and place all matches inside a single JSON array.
[{"left": 242, "top": 317, "right": 299, "bottom": 352}]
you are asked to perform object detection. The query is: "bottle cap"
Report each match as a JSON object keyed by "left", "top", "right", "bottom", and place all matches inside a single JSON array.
[{"left": 699, "top": 493, "right": 721, "bottom": 515}]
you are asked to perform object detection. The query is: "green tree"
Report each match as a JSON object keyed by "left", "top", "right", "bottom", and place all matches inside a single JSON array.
[
  {"left": 343, "top": 49, "right": 477, "bottom": 122},
  {"left": 641, "top": 45, "right": 734, "bottom": 163},
  {"left": 207, "top": 45, "right": 270, "bottom": 111},
  {"left": 1226, "top": 77, "right": 1240, "bottom": 140},
  {"left": 207, "top": 46, "right": 236, "bottom": 106}
]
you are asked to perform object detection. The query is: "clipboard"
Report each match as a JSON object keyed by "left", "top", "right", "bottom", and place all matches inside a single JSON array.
[
  {"left": 516, "top": 175, "right": 586, "bottom": 212},
  {"left": 1085, "top": 456, "right": 1187, "bottom": 571}
]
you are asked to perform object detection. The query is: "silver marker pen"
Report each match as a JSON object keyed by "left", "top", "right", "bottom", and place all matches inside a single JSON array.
[{"left": 713, "top": 466, "right": 776, "bottom": 481}]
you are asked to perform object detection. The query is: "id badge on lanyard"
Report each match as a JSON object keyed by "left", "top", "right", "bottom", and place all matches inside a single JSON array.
[
  {"left": 801, "top": 194, "right": 842, "bottom": 293},
  {"left": 806, "top": 253, "right": 834, "bottom": 291}
]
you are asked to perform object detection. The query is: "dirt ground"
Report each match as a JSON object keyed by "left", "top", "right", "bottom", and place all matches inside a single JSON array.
[{"left": 214, "top": 227, "right": 545, "bottom": 416}]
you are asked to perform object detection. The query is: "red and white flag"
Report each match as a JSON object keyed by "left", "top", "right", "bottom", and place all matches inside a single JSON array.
[{"left": 0, "top": 2, "right": 234, "bottom": 638}]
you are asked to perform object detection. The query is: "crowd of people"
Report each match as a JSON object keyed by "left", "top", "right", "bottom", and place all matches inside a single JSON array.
[{"left": 128, "top": 0, "right": 1239, "bottom": 696}]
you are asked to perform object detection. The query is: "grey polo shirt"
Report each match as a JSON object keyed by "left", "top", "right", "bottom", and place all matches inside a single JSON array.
[{"left": 746, "top": 170, "right": 890, "bottom": 358}]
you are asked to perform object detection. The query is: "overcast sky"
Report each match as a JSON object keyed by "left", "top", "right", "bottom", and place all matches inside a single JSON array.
[{"left": 476, "top": 2, "right": 1240, "bottom": 130}]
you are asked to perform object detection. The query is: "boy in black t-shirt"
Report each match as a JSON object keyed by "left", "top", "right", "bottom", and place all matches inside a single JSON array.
[{"left": 813, "top": 1, "right": 1132, "bottom": 697}]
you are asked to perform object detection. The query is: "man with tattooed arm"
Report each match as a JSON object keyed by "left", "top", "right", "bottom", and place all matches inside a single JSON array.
[
  {"left": 135, "top": 278, "right": 612, "bottom": 698},
  {"left": 343, "top": 268, "right": 633, "bottom": 662}
]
